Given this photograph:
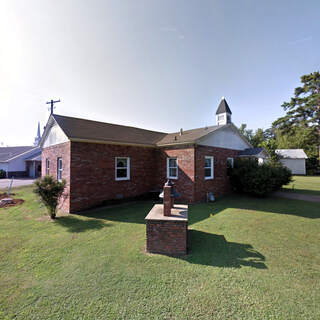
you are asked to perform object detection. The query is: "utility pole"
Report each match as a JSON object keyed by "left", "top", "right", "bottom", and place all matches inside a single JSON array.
[{"left": 46, "top": 99, "right": 61, "bottom": 114}]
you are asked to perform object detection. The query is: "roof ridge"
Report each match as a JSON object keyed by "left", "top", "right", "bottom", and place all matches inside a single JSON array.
[{"left": 167, "top": 124, "right": 222, "bottom": 135}]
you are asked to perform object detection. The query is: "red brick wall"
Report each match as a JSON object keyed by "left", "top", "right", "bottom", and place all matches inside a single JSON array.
[
  {"left": 156, "top": 146, "right": 195, "bottom": 203},
  {"left": 41, "top": 142, "right": 71, "bottom": 212},
  {"left": 146, "top": 220, "right": 188, "bottom": 256},
  {"left": 194, "top": 145, "right": 238, "bottom": 202},
  {"left": 69, "top": 142, "right": 158, "bottom": 212},
  {"left": 42, "top": 141, "right": 239, "bottom": 213}
]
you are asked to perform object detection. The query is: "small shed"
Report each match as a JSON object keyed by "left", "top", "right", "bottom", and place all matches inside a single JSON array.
[{"left": 275, "top": 149, "right": 308, "bottom": 175}]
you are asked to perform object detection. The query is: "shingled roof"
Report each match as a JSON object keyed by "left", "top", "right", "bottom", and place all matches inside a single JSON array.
[
  {"left": 48, "top": 114, "right": 229, "bottom": 147},
  {"left": 216, "top": 97, "right": 232, "bottom": 115},
  {"left": 156, "top": 125, "right": 222, "bottom": 146},
  {"left": 53, "top": 114, "right": 167, "bottom": 146},
  {"left": 238, "top": 147, "right": 265, "bottom": 157},
  {"left": 0, "top": 146, "right": 36, "bottom": 162}
]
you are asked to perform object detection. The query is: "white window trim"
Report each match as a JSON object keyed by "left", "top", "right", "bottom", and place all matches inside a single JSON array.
[
  {"left": 167, "top": 157, "right": 178, "bottom": 180},
  {"left": 115, "top": 157, "right": 130, "bottom": 181},
  {"left": 227, "top": 157, "right": 234, "bottom": 168},
  {"left": 205, "top": 156, "right": 214, "bottom": 180},
  {"left": 46, "top": 159, "right": 50, "bottom": 175},
  {"left": 57, "top": 157, "right": 62, "bottom": 181}
]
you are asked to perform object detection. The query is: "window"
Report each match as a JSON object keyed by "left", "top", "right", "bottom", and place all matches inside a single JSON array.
[
  {"left": 204, "top": 156, "right": 214, "bottom": 179},
  {"left": 57, "top": 157, "right": 62, "bottom": 180},
  {"left": 218, "top": 114, "right": 224, "bottom": 121},
  {"left": 227, "top": 157, "right": 234, "bottom": 169},
  {"left": 115, "top": 157, "right": 130, "bottom": 181},
  {"left": 46, "top": 159, "right": 50, "bottom": 175},
  {"left": 167, "top": 158, "right": 178, "bottom": 179}
]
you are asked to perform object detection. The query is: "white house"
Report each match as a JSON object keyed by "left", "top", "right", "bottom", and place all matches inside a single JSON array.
[
  {"left": 0, "top": 123, "right": 42, "bottom": 178},
  {"left": 276, "top": 149, "right": 308, "bottom": 175}
]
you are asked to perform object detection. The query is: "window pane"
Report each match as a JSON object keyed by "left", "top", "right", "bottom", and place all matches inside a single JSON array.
[
  {"left": 117, "top": 158, "right": 127, "bottom": 168},
  {"left": 205, "top": 158, "right": 211, "bottom": 168},
  {"left": 205, "top": 168, "right": 212, "bottom": 177},
  {"left": 58, "top": 158, "right": 62, "bottom": 170},
  {"left": 169, "top": 168, "right": 177, "bottom": 177},
  {"left": 169, "top": 158, "right": 177, "bottom": 167},
  {"left": 117, "top": 168, "right": 127, "bottom": 178}
]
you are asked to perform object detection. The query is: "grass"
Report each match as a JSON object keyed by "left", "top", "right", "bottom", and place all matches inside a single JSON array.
[
  {"left": 282, "top": 175, "right": 320, "bottom": 196},
  {"left": 0, "top": 186, "right": 319, "bottom": 319}
]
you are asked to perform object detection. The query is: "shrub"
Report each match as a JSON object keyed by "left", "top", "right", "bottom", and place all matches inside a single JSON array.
[
  {"left": 34, "top": 176, "right": 66, "bottom": 219},
  {"left": 0, "top": 169, "right": 6, "bottom": 179},
  {"left": 229, "top": 159, "right": 292, "bottom": 196},
  {"left": 306, "top": 158, "right": 319, "bottom": 176}
]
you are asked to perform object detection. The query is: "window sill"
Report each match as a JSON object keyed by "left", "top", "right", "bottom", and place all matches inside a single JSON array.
[
  {"left": 167, "top": 176, "right": 178, "bottom": 180},
  {"left": 115, "top": 178, "right": 130, "bottom": 181},
  {"left": 205, "top": 177, "right": 214, "bottom": 180}
]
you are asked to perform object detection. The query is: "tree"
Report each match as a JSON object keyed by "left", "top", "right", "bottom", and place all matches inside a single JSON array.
[
  {"left": 260, "top": 138, "right": 280, "bottom": 165},
  {"left": 273, "top": 71, "right": 320, "bottom": 134},
  {"left": 239, "top": 124, "right": 268, "bottom": 148},
  {"left": 272, "top": 71, "right": 320, "bottom": 164},
  {"left": 275, "top": 126, "right": 319, "bottom": 158},
  {"left": 239, "top": 124, "right": 253, "bottom": 142},
  {"left": 34, "top": 176, "right": 66, "bottom": 219},
  {"left": 251, "top": 128, "right": 266, "bottom": 148}
]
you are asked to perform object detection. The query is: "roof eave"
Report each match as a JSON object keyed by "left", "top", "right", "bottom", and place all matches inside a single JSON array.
[
  {"left": 69, "top": 138, "right": 156, "bottom": 148},
  {"left": 157, "top": 141, "right": 196, "bottom": 147},
  {"left": 4, "top": 147, "right": 40, "bottom": 162}
]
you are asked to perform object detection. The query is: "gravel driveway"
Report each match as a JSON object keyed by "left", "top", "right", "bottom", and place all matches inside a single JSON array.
[{"left": 0, "top": 178, "right": 35, "bottom": 190}]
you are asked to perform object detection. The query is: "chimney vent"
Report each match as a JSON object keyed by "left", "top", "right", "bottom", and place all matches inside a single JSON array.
[{"left": 180, "top": 128, "right": 183, "bottom": 135}]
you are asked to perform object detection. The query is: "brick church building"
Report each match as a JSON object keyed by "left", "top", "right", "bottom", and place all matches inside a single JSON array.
[{"left": 40, "top": 98, "right": 263, "bottom": 213}]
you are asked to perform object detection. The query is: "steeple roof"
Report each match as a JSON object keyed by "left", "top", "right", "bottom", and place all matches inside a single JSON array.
[{"left": 216, "top": 97, "right": 232, "bottom": 115}]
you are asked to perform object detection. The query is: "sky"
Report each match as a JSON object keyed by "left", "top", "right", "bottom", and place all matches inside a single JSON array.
[{"left": 0, "top": 0, "right": 319, "bottom": 146}]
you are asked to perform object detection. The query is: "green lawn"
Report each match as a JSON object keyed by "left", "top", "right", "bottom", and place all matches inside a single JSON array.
[
  {"left": 282, "top": 175, "right": 320, "bottom": 196},
  {"left": 0, "top": 187, "right": 319, "bottom": 320}
]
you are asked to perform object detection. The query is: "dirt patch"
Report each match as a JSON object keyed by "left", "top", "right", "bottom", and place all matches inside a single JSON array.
[
  {"left": 0, "top": 193, "right": 15, "bottom": 198},
  {"left": 0, "top": 193, "right": 24, "bottom": 209},
  {"left": 36, "top": 211, "right": 70, "bottom": 222}
]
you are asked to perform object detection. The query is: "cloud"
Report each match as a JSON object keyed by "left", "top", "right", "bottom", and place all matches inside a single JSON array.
[
  {"left": 288, "top": 36, "right": 312, "bottom": 45},
  {"left": 160, "top": 27, "right": 185, "bottom": 40}
]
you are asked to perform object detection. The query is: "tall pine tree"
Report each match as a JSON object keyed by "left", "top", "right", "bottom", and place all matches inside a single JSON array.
[{"left": 273, "top": 71, "right": 320, "bottom": 133}]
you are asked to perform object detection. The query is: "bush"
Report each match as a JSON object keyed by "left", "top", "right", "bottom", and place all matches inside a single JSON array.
[
  {"left": 0, "top": 169, "right": 6, "bottom": 179},
  {"left": 306, "top": 158, "right": 319, "bottom": 176},
  {"left": 229, "top": 159, "right": 292, "bottom": 196},
  {"left": 34, "top": 176, "right": 66, "bottom": 219}
]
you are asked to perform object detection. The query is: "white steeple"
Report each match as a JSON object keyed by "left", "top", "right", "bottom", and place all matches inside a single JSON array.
[
  {"left": 216, "top": 97, "right": 232, "bottom": 125},
  {"left": 33, "top": 122, "right": 41, "bottom": 146}
]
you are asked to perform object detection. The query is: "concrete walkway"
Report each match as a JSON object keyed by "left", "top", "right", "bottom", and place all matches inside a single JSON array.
[
  {"left": 0, "top": 178, "right": 35, "bottom": 190},
  {"left": 274, "top": 191, "right": 320, "bottom": 203}
]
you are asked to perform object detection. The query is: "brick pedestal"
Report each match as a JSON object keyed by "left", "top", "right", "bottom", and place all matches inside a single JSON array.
[{"left": 145, "top": 204, "right": 188, "bottom": 256}]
